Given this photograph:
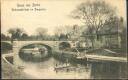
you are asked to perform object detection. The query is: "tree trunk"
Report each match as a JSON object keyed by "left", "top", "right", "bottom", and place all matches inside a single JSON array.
[
  {"left": 96, "top": 30, "right": 98, "bottom": 40},
  {"left": 11, "top": 35, "right": 14, "bottom": 43},
  {"left": 91, "top": 39, "right": 94, "bottom": 49}
]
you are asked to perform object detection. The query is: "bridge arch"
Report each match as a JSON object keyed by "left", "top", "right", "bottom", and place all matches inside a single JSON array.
[
  {"left": 18, "top": 42, "right": 52, "bottom": 54},
  {"left": 59, "top": 42, "right": 71, "bottom": 50},
  {"left": 18, "top": 42, "right": 52, "bottom": 62}
]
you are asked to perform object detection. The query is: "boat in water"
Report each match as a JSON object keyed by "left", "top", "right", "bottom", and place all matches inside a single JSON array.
[
  {"left": 54, "top": 59, "right": 72, "bottom": 72},
  {"left": 20, "top": 46, "right": 49, "bottom": 60}
]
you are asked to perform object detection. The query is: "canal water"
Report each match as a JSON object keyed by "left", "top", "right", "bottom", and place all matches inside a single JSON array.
[
  {"left": 18, "top": 52, "right": 127, "bottom": 79},
  {"left": 2, "top": 48, "right": 127, "bottom": 79}
]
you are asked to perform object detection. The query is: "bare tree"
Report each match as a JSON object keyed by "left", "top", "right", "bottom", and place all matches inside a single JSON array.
[
  {"left": 82, "top": 25, "right": 96, "bottom": 48},
  {"left": 54, "top": 25, "right": 81, "bottom": 40},
  {"left": 54, "top": 26, "right": 63, "bottom": 36},
  {"left": 54, "top": 26, "right": 70, "bottom": 39},
  {"left": 36, "top": 27, "right": 48, "bottom": 40},
  {"left": 71, "top": 0, "right": 116, "bottom": 38}
]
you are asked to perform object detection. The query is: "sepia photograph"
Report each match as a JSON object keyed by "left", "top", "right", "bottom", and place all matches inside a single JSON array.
[{"left": 1, "top": 0, "right": 127, "bottom": 79}]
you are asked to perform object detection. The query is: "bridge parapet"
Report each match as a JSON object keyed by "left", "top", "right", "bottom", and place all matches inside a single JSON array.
[
  {"left": 1, "top": 41, "right": 12, "bottom": 45},
  {"left": 12, "top": 41, "right": 74, "bottom": 51}
]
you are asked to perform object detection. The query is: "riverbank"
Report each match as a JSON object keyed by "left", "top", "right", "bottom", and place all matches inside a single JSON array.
[
  {"left": 2, "top": 58, "right": 34, "bottom": 79},
  {"left": 53, "top": 49, "right": 127, "bottom": 63},
  {"left": 1, "top": 50, "right": 36, "bottom": 79}
]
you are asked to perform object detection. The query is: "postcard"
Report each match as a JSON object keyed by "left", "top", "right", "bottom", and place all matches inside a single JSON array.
[{"left": 1, "top": 0, "right": 127, "bottom": 79}]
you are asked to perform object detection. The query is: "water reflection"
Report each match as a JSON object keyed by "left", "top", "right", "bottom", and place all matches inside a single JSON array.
[
  {"left": 19, "top": 44, "right": 51, "bottom": 62},
  {"left": 18, "top": 52, "right": 127, "bottom": 79}
]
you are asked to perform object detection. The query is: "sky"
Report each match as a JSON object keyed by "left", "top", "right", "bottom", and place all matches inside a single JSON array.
[{"left": 1, "top": 0, "right": 127, "bottom": 36}]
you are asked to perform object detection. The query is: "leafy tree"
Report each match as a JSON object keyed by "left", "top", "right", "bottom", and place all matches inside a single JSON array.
[
  {"left": 59, "top": 33, "right": 68, "bottom": 40},
  {"left": 21, "top": 33, "right": 29, "bottom": 40},
  {"left": 1, "top": 33, "right": 9, "bottom": 41},
  {"left": 8, "top": 28, "right": 24, "bottom": 42},
  {"left": 1, "top": 33, "right": 6, "bottom": 40}
]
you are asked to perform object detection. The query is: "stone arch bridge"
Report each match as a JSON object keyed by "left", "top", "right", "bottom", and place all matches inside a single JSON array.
[{"left": 1, "top": 40, "right": 76, "bottom": 66}]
